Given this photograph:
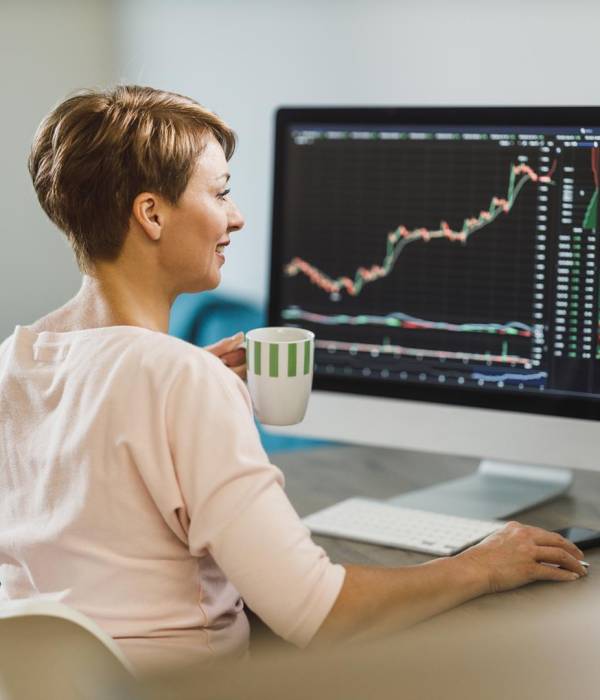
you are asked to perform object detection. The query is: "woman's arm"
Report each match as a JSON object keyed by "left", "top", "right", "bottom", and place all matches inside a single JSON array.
[
  {"left": 165, "top": 355, "right": 587, "bottom": 647},
  {"left": 312, "top": 521, "right": 587, "bottom": 643}
]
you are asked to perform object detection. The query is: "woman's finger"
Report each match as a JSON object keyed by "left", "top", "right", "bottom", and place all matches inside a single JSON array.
[
  {"left": 220, "top": 348, "right": 246, "bottom": 367},
  {"left": 535, "top": 546, "right": 588, "bottom": 576},
  {"left": 533, "top": 564, "right": 581, "bottom": 581},
  {"left": 204, "top": 332, "right": 245, "bottom": 357},
  {"left": 230, "top": 363, "right": 247, "bottom": 380},
  {"left": 533, "top": 563, "right": 581, "bottom": 583},
  {"left": 529, "top": 527, "right": 584, "bottom": 559}
]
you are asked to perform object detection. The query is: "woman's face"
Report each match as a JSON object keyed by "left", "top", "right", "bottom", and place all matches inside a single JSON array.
[{"left": 161, "top": 135, "right": 244, "bottom": 294}]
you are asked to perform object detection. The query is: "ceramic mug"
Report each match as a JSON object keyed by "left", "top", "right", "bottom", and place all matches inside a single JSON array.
[{"left": 245, "top": 327, "right": 315, "bottom": 426}]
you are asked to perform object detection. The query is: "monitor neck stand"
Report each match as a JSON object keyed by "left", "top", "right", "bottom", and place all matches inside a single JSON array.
[{"left": 387, "top": 461, "right": 574, "bottom": 520}]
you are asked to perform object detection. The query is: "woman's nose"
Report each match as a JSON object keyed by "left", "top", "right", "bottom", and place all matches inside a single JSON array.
[{"left": 228, "top": 201, "right": 245, "bottom": 232}]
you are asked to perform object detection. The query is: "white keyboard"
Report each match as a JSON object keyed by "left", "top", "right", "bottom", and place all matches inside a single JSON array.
[{"left": 303, "top": 497, "right": 504, "bottom": 556}]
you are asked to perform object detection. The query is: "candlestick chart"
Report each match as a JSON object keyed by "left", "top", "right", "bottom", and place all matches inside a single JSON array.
[
  {"left": 278, "top": 138, "right": 553, "bottom": 381},
  {"left": 285, "top": 161, "right": 555, "bottom": 299}
]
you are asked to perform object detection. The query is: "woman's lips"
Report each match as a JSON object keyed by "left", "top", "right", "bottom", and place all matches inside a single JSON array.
[{"left": 216, "top": 240, "right": 229, "bottom": 263}]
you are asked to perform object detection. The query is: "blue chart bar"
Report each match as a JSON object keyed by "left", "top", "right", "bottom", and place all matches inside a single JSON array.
[{"left": 471, "top": 371, "right": 547, "bottom": 385}]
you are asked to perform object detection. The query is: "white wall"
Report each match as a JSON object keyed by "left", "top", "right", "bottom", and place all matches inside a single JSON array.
[
  {"left": 3, "top": 0, "right": 599, "bottom": 339},
  {"left": 0, "top": 0, "right": 116, "bottom": 340},
  {"left": 115, "top": 0, "right": 600, "bottom": 307}
]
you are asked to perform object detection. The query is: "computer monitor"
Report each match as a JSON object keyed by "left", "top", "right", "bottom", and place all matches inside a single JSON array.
[{"left": 267, "top": 107, "right": 600, "bottom": 519}]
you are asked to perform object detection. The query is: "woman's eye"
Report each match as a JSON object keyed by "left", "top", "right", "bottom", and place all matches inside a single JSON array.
[{"left": 218, "top": 188, "right": 231, "bottom": 200}]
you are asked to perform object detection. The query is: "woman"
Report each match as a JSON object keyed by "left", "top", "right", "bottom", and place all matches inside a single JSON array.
[{"left": 0, "top": 85, "right": 587, "bottom": 673}]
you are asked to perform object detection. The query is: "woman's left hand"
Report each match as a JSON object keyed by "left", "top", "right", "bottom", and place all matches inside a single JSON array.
[{"left": 204, "top": 332, "right": 247, "bottom": 380}]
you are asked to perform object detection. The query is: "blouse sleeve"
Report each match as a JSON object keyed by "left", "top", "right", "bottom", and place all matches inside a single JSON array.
[{"left": 165, "top": 350, "right": 345, "bottom": 647}]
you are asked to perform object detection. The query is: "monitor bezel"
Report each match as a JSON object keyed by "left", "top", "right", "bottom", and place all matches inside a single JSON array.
[{"left": 268, "top": 106, "right": 600, "bottom": 422}]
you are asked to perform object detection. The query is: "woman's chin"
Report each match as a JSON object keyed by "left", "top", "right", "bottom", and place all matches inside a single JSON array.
[{"left": 177, "top": 272, "right": 221, "bottom": 295}]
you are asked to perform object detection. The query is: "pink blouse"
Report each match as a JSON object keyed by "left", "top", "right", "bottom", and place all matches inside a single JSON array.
[{"left": 0, "top": 326, "right": 344, "bottom": 671}]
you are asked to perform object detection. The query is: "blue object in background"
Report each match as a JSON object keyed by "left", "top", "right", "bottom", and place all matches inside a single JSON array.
[{"left": 169, "top": 291, "right": 332, "bottom": 454}]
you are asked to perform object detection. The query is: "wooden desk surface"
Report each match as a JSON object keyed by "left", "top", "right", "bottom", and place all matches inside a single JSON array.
[{"left": 273, "top": 444, "right": 600, "bottom": 623}]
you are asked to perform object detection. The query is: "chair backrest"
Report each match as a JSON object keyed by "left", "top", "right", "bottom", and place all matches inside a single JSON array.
[{"left": 0, "top": 599, "right": 137, "bottom": 700}]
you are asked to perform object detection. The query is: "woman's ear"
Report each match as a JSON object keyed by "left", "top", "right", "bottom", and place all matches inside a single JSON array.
[{"left": 130, "top": 192, "right": 167, "bottom": 242}]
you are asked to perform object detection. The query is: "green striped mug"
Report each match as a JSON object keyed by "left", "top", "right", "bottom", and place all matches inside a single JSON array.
[{"left": 246, "top": 327, "right": 315, "bottom": 426}]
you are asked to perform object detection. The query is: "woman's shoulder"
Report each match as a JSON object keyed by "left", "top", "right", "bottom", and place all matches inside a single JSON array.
[
  {"left": 125, "top": 328, "right": 245, "bottom": 397},
  {"left": 3, "top": 323, "right": 240, "bottom": 400},
  {"left": 132, "top": 330, "right": 252, "bottom": 415},
  {"left": 121, "top": 327, "right": 230, "bottom": 376},
  {"left": 13, "top": 323, "right": 231, "bottom": 391}
]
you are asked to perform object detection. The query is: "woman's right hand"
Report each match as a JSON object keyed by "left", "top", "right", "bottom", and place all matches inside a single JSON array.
[
  {"left": 314, "top": 521, "right": 588, "bottom": 645},
  {"left": 457, "top": 521, "right": 588, "bottom": 594}
]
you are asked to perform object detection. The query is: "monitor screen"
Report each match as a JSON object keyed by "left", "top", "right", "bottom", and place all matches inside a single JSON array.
[{"left": 268, "top": 108, "right": 600, "bottom": 421}]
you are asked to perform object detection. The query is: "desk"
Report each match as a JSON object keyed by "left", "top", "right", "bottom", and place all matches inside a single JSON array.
[
  {"left": 275, "top": 444, "right": 600, "bottom": 620},
  {"left": 145, "top": 445, "right": 600, "bottom": 700},
  {"left": 277, "top": 442, "right": 600, "bottom": 554}
]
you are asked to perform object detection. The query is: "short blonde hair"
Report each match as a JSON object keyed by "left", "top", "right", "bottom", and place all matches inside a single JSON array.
[{"left": 28, "top": 85, "right": 236, "bottom": 271}]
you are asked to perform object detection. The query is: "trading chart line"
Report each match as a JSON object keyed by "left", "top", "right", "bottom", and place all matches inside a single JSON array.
[
  {"left": 282, "top": 307, "right": 534, "bottom": 337},
  {"left": 471, "top": 371, "right": 547, "bottom": 384},
  {"left": 316, "top": 339, "right": 532, "bottom": 366},
  {"left": 285, "top": 161, "right": 556, "bottom": 297}
]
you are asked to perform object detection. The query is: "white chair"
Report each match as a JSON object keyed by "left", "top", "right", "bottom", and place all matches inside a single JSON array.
[{"left": 0, "top": 599, "right": 137, "bottom": 700}]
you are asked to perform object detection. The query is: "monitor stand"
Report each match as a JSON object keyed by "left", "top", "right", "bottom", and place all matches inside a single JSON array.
[{"left": 387, "top": 461, "right": 574, "bottom": 520}]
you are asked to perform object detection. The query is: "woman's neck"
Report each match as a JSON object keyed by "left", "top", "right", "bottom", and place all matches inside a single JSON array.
[{"left": 28, "top": 270, "right": 172, "bottom": 335}]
